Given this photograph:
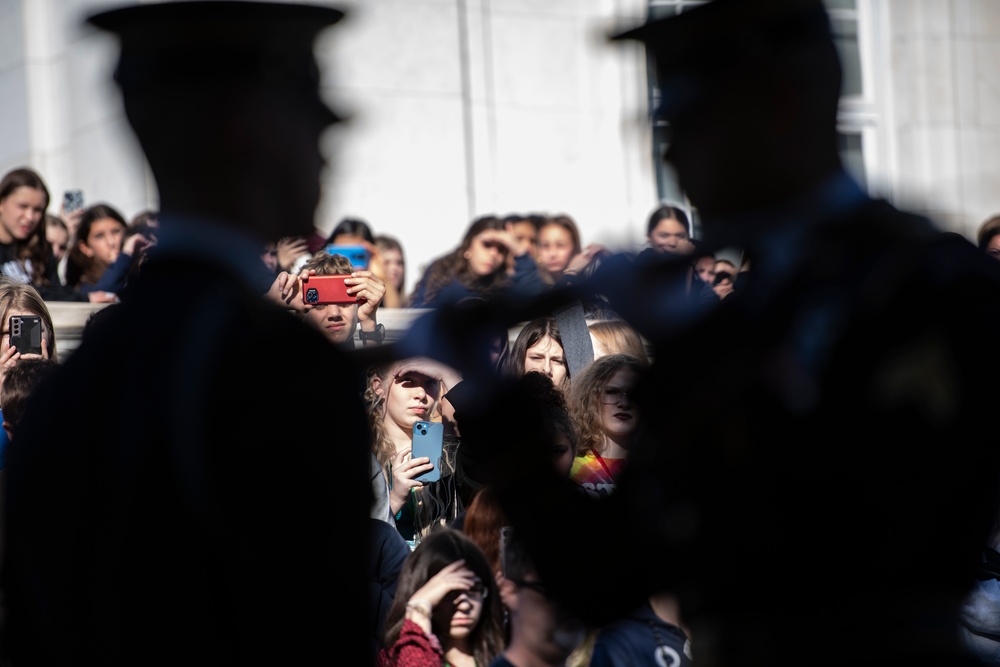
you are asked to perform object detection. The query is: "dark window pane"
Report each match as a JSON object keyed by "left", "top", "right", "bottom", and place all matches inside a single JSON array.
[
  {"left": 838, "top": 132, "right": 866, "bottom": 187},
  {"left": 830, "top": 16, "right": 862, "bottom": 97}
]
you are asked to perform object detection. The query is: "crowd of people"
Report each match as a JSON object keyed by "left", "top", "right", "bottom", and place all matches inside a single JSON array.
[
  {"left": 3, "top": 0, "right": 1000, "bottom": 666},
  {"left": 6, "top": 149, "right": 1000, "bottom": 665},
  {"left": 0, "top": 154, "right": 706, "bottom": 666}
]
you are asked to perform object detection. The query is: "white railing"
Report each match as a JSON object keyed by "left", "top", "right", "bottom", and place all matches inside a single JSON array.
[
  {"left": 48, "top": 303, "right": 653, "bottom": 364},
  {"left": 48, "top": 303, "right": 436, "bottom": 363}
]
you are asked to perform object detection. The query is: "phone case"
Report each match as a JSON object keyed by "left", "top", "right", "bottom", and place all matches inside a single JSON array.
[
  {"left": 63, "top": 190, "right": 84, "bottom": 213},
  {"left": 411, "top": 420, "right": 444, "bottom": 483},
  {"left": 301, "top": 274, "right": 358, "bottom": 305},
  {"left": 324, "top": 244, "right": 370, "bottom": 269},
  {"left": 9, "top": 315, "right": 42, "bottom": 355}
]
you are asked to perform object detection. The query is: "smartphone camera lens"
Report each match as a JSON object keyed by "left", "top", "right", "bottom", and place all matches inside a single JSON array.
[{"left": 305, "top": 288, "right": 318, "bottom": 304}]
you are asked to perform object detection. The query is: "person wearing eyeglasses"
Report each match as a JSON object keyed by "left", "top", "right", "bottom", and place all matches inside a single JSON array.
[
  {"left": 491, "top": 526, "right": 586, "bottom": 667},
  {"left": 566, "top": 354, "right": 648, "bottom": 498},
  {"left": 378, "top": 527, "right": 506, "bottom": 667}
]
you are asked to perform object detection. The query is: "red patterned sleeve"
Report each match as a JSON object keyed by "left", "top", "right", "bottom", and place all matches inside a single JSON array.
[{"left": 376, "top": 618, "right": 444, "bottom": 667}]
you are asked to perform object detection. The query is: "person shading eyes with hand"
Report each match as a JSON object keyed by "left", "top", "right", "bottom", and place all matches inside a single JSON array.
[{"left": 378, "top": 527, "right": 505, "bottom": 667}]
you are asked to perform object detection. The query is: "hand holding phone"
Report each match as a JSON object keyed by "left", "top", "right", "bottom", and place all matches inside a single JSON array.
[
  {"left": 62, "top": 190, "right": 84, "bottom": 214},
  {"left": 412, "top": 420, "right": 444, "bottom": 483},
  {"left": 300, "top": 274, "right": 364, "bottom": 305},
  {"left": 9, "top": 315, "right": 43, "bottom": 356}
]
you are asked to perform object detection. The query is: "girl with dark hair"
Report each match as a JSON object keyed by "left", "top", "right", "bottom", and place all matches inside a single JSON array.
[
  {"left": 322, "top": 217, "right": 405, "bottom": 307},
  {"left": 501, "top": 316, "right": 570, "bottom": 390},
  {"left": 644, "top": 203, "right": 692, "bottom": 256},
  {"left": 326, "top": 216, "right": 376, "bottom": 245},
  {"left": 378, "top": 527, "right": 505, "bottom": 667},
  {"left": 408, "top": 215, "right": 544, "bottom": 308},
  {"left": 65, "top": 203, "right": 151, "bottom": 297},
  {"left": 0, "top": 168, "right": 67, "bottom": 300},
  {"left": 977, "top": 214, "right": 1000, "bottom": 260}
]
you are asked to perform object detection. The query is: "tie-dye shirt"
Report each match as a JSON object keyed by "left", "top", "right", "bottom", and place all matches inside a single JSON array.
[{"left": 570, "top": 452, "right": 625, "bottom": 498}]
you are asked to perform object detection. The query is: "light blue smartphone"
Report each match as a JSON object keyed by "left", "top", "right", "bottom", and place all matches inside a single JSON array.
[
  {"left": 412, "top": 420, "right": 444, "bottom": 483},
  {"left": 324, "top": 244, "right": 370, "bottom": 270}
]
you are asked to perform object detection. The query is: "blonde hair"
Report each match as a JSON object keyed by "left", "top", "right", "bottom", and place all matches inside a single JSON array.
[
  {"left": 363, "top": 362, "right": 396, "bottom": 469},
  {"left": 588, "top": 319, "right": 648, "bottom": 364}
]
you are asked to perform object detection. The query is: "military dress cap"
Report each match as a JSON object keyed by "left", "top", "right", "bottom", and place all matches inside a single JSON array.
[
  {"left": 87, "top": 1, "right": 343, "bottom": 97},
  {"left": 610, "top": 0, "right": 831, "bottom": 51},
  {"left": 610, "top": 0, "right": 834, "bottom": 119}
]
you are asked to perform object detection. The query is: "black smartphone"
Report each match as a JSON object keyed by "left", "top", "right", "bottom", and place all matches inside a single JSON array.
[
  {"left": 412, "top": 420, "right": 444, "bottom": 483},
  {"left": 500, "top": 525, "right": 514, "bottom": 578},
  {"left": 9, "top": 315, "right": 43, "bottom": 355}
]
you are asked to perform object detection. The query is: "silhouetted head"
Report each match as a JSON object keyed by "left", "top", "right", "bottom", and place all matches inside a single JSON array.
[
  {"left": 88, "top": 1, "right": 345, "bottom": 242},
  {"left": 612, "top": 0, "right": 843, "bottom": 218}
]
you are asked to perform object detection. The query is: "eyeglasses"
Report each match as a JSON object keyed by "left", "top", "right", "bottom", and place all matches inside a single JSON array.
[
  {"left": 509, "top": 579, "right": 549, "bottom": 598},
  {"left": 451, "top": 583, "right": 488, "bottom": 600},
  {"left": 599, "top": 387, "right": 632, "bottom": 405}
]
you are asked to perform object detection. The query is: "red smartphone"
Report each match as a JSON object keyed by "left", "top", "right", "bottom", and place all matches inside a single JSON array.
[{"left": 301, "top": 274, "right": 363, "bottom": 305}]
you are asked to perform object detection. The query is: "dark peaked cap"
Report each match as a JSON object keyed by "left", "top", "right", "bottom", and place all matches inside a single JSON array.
[
  {"left": 87, "top": 1, "right": 343, "bottom": 108},
  {"left": 609, "top": 0, "right": 833, "bottom": 118}
]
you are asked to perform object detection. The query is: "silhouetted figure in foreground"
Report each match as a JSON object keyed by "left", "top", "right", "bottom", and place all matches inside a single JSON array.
[
  {"left": 464, "top": 1, "right": 1000, "bottom": 665},
  {"left": 1, "top": 2, "right": 372, "bottom": 665}
]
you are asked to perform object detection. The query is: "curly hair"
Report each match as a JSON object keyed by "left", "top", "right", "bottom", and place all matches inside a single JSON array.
[
  {"left": 302, "top": 250, "right": 354, "bottom": 276},
  {"left": 364, "top": 360, "right": 465, "bottom": 539},
  {"left": 568, "top": 354, "right": 648, "bottom": 457},
  {"left": 364, "top": 361, "right": 398, "bottom": 470},
  {"left": 407, "top": 215, "right": 510, "bottom": 306}
]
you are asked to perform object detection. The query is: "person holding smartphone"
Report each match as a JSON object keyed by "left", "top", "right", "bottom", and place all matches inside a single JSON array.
[
  {"left": 0, "top": 279, "right": 58, "bottom": 474},
  {"left": 365, "top": 357, "right": 463, "bottom": 543},
  {"left": 266, "top": 250, "right": 387, "bottom": 348}
]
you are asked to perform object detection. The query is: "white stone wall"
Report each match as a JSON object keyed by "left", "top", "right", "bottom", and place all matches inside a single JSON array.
[
  {"left": 4, "top": 0, "right": 997, "bottom": 291},
  {"left": 884, "top": 0, "right": 1000, "bottom": 239},
  {"left": 0, "top": 0, "right": 653, "bottom": 296}
]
